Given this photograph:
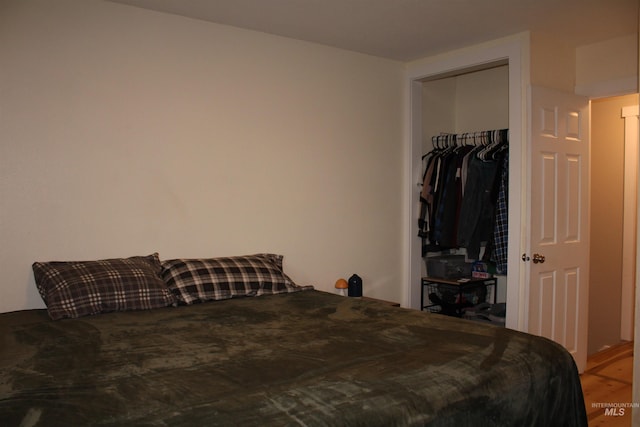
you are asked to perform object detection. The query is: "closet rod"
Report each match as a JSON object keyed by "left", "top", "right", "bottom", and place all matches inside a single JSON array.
[
  {"left": 431, "top": 128, "right": 508, "bottom": 149},
  {"left": 418, "top": 128, "right": 508, "bottom": 186}
]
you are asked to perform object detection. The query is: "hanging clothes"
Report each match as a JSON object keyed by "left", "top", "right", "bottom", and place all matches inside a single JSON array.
[
  {"left": 492, "top": 150, "right": 509, "bottom": 274},
  {"left": 456, "top": 150, "right": 501, "bottom": 258},
  {"left": 418, "top": 129, "right": 509, "bottom": 265},
  {"left": 418, "top": 135, "right": 460, "bottom": 254}
]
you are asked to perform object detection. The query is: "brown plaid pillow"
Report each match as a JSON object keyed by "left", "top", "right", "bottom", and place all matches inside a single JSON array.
[
  {"left": 33, "top": 254, "right": 176, "bottom": 320},
  {"left": 161, "top": 253, "right": 313, "bottom": 305}
]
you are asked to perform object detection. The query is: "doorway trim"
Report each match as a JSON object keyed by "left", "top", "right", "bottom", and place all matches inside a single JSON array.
[
  {"left": 403, "top": 32, "right": 529, "bottom": 331},
  {"left": 622, "top": 104, "right": 639, "bottom": 341}
]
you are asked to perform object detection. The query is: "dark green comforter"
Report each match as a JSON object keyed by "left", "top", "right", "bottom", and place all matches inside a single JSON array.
[{"left": 1, "top": 290, "right": 586, "bottom": 426}]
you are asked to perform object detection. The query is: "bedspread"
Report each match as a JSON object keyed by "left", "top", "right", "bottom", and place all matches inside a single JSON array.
[{"left": 0, "top": 290, "right": 586, "bottom": 426}]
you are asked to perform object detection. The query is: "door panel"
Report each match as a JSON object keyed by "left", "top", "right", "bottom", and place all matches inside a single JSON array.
[
  {"left": 566, "top": 156, "right": 581, "bottom": 240},
  {"left": 528, "top": 86, "right": 589, "bottom": 372}
]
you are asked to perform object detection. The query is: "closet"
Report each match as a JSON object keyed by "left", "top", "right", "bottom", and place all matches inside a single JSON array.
[
  {"left": 420, "top": 62, "right": 509, "bottom": 308},
  {"left": 419, "top": 130, "right": 508, "bottom": 260}
]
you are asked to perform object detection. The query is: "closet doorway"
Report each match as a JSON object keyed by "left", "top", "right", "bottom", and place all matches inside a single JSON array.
[
  {"left": 405, "top": 35, "right": 525, "bottom": 331},
  {"left": 419, "top": 63, "right": 510, "bottom": 304}
]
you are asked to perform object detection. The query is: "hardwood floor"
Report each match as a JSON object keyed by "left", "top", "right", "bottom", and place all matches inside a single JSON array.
[{"left": 580, "top": 341, "right": 633, "bottom": 426}]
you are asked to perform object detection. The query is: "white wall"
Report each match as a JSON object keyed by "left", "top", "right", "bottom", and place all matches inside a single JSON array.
[
  {"left": 421, "top": 78, "right": 456, "bottom": 153},
  {"left": 455, "top": 65, "right": 509, "bottom": 133},
  {"left": 420, "top": 65, "right": 509, "bottom": 154},
  {"left": 421, "top": 65, "right": 509, "bottom": 153},
  {"left": 0, "top": 0, "right": 405, "bottom": 312}
]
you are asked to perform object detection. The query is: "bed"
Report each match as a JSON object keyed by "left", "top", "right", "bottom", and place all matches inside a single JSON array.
[{"left": 0, "top": 253, "right": 587, "bottom": 426}]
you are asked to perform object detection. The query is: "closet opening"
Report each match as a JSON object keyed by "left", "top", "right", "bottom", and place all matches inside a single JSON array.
[
  {"left": 417, "top": 61, "right": 509, "bottom": 325},
  {"left": 405, "top": 36, "right": 525, "bottom": 331}
]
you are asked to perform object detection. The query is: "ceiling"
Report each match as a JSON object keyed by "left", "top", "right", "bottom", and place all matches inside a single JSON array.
[{"left": 107, "top": 0, "right": 639, "bottom": 61}]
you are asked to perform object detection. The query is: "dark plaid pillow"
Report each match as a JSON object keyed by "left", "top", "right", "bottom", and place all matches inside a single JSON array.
[
  {"left": 33, "top": 254, "right": 176, "bottom": 320},
  {"left": 161, "top": 253, "right": 313, "bottom": 305}
]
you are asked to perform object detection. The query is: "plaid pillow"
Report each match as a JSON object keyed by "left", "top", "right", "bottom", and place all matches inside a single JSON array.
[
  {"left": 33, "top": 254, "right": 176, "bottom": 320},
  {"left": 161, "top": 253, "right": 313, "bottom": 305}
]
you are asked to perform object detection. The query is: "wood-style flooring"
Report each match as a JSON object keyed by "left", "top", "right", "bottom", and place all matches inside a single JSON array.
[{"left": 580, "top": 341, "right": 633, "bottom": 426}]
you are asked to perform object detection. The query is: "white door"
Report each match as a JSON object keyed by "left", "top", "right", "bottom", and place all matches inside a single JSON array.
[{"left": 527, "top": 85, "right": 590, "bottom": 373}]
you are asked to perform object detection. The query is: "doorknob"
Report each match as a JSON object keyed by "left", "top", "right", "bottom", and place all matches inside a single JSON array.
[{"left": 532, "top": 253, "right": 546, "bottom": 264}]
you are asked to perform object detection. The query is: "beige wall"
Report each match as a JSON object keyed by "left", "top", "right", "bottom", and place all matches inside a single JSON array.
[
  {"left": 576, "top": 34, "right": 639, "bottom": 97},
  {"left": 531, "top": 31, "right": 638, "bottom": 97},
  {"left": 588, "top": 93, "right": 638, "bottom": 355},
  {"left": 0, "top": 0, "right": 405, "bottom": 312},
  {"left": 529, "top": 31, "right": 576, "bottom": 92}
]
